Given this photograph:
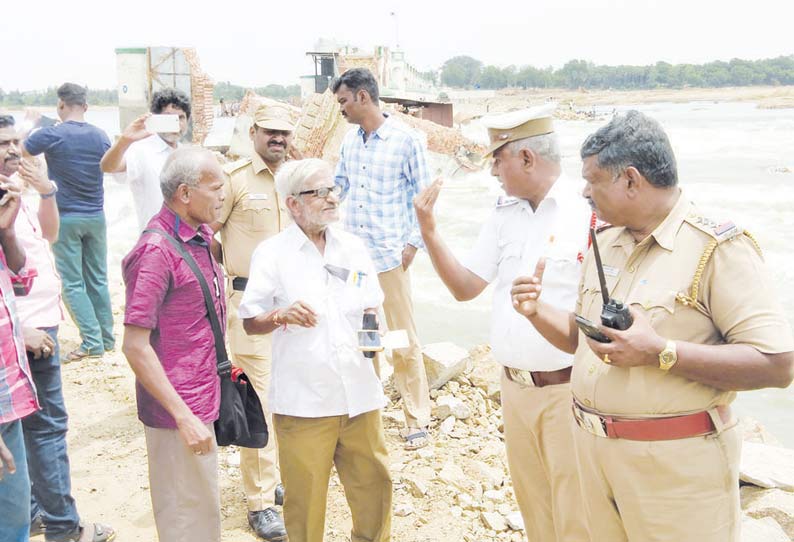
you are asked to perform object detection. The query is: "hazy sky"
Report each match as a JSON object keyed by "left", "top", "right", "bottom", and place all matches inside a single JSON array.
[{"left": 4, "top": 0, "right": 793, "bottom": 91}]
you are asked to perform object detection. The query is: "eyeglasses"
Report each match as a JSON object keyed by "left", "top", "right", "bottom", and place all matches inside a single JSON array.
[{"left": 296, "top": 185, "right": 342, "bottom": 198}]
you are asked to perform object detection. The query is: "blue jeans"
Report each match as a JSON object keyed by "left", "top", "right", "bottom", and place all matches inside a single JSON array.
[
  {"left": 22, "top": 327, "right": 81, "bottom": 539},
  {"left": 52, "top": 213, "right": 114, "bottom": 354},
  {"left": 0, "top": 419, "right": 31, "bottom": 542}
]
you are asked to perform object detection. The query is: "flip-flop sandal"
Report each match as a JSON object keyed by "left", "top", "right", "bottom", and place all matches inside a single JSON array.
[
  {"left": 402, "top": 429, "right": 430, "bottom": 450},
  {"left": 63, "top": 349, "right": 103, "bottom": 363},
  {"left": 74, "top": 523, "right": 116, "bottom": 542},
  {"left": 48, "top": 522, "right": 116, "bottom": 542}
]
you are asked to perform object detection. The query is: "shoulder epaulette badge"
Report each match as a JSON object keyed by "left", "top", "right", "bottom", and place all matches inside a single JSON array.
[{"left": 222, "top": 158, "right": 252, "bottom": 175}]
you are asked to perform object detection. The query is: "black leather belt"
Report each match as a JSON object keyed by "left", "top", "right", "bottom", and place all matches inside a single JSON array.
[{"left": 232, "top": 277, "right": 248, "bottom": 291}]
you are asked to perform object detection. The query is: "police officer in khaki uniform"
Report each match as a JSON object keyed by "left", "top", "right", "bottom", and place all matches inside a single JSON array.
[
  {"left": 211, "top": 103, "right": 293, "bottom": 541},
  {"left": 414, "top": 106, "right": 590, "bottom": 542},
  {"left": 511, "top": 110, "right": 794, "bottom": 542}
]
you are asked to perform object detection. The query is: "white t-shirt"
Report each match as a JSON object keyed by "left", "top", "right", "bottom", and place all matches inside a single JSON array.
[
  {"left": 239, "top": 223, "right": 386, "bottom": 418},
  {"left": 118, "top": 135, "right": 177, "bottom": 231},
  {"left": 462, "top": 174, "right": 593, "bottom": 371}
]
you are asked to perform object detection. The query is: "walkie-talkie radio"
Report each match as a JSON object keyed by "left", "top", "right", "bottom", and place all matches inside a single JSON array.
[{"left": 590, "top": 227, "right": 633, "bottom": 331}]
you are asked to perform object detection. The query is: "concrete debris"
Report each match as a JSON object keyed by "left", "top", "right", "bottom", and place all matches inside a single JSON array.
[
  {"left": 440, "top": 415, "right": 456, "bottom": 435},
  {"left": 741, "top": 441, "right": 794, "bottom": 490},
  {"left": 742, "top": 486, "right": 794, "bottom": 538},
  {"left": 480, "top": 511, "right": 508, "bottom": 532},
  {"left": 376, "top": 343, "right": 794, "bottom": 539},
  {"left": 394, "top": 503, "right": 415, "bottom": 517},
  {"left": 741, "top": 516, "right": 790, "bottom": 542},
  {"left": 505, "top": 511, "right": 525, "bottom": 531},
  {"left": 423, "top": 342, "right": 471, "bottom": 390},
  {"left": 401, "top": 473, "right": 429, "bottom": 498}
]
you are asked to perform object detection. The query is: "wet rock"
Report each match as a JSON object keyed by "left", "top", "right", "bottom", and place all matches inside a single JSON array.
[{"left": 423, "top": 342, "right": 471, "bottom": 389}]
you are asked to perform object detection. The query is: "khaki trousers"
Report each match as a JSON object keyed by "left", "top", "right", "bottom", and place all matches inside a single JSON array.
[
  {"left": 227, "top": 289, "right": 280, "bottom": 511},
  {"left": 573, "top": 416, "right": 741, "bottom": 541},
  {"left": 274, "top": 410, "right": 392, "bottom": 542},
  {"left": 144, "top": 424, "right": 221, "bottom": 542},
  {"left": 377, "top": 265, "right": 430, "bottom": 428},
  {"left": 501, "top": 373, "right": 589, "bottom": 542}
]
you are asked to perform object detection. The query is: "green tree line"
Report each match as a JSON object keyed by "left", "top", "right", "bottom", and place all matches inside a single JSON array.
[
  {"left": 213, "top": 81, "right": 301, "bottom": 102},
  {"left": 0, "top": 83, "right": 300, "bottom": 108},
  {"left": 440, "top": 55, "right": 794, "bottom": 90}
]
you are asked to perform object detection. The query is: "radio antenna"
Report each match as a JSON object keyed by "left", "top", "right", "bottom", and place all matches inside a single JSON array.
[{"left": 590, "top": 227, "right": 610, "bottom": 306}]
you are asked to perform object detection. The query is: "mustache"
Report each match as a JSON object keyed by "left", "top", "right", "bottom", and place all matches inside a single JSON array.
[{"left": 4, "top": 152, "right": 20, "bottom": 162}]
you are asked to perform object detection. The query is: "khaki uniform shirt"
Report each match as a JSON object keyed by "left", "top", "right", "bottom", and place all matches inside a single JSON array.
[
  {"left": 218, "top": 153, "right": 288, "bottom": 278},
  {"left": 217, "top": 153, "right": 288, "bottom": 356},
  {"left": 573, "top": 191, "right": 794, "bottom": 416}
]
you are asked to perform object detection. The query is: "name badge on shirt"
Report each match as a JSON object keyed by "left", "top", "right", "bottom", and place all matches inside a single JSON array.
[
  {"left": 248, "top": 193, "right": 268, "bottom": 201},
  {"left": 602, "top": 265, "right": 620, "bottom": 277}
]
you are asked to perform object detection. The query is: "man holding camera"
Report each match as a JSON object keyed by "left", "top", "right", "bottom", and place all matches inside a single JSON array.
[
  {"left": 240, "top": 158, "right": 391, "bottom": 542},
  {"left": 413, "top": 106, "right": 590, "bottom": 542},
  {"left": 511, "top": 110, "right": 794, "bottom": 541},
  {"left": 101, "top": 88, "right": 191, "bottom": 231}
]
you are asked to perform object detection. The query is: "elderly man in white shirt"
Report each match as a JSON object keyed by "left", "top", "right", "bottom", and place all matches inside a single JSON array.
[
  {"left": 414, "top": 106, "right": 591, "bottom": 542},
  {"left": 239, "top": 158, "right": 392, "bottom": 542}
]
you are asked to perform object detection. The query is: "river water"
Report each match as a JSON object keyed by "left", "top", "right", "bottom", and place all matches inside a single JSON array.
[{"left": 11, "top": 102, "right": 794, "bottom": 445}]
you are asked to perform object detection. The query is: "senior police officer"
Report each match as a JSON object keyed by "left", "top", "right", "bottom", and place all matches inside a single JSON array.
[
  {"left": 414, "top": 105, "right": 590, "bottom": 541},
  {"left": 210, "top": 103, "right": 293, "bottom": 541},
  {"left": 511, "top": 110, "right": 794, "bottom": 541}
]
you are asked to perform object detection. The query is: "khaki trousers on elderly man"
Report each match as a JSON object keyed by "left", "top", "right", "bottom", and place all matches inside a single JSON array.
[
  {"left": 377, "top": 265, "right": 431, "bottom": 429},
  {"left": 501, "top": 373, "right": 589, "bottom": 542},
  {"left": 144, "top": 424, "right": 221, "bottom": 542},
  {"left": 274, "top": 409, "right": 392, "bottom": 542}
]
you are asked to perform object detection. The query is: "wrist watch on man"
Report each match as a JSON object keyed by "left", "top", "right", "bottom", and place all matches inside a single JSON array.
[
  {"left": 659, "top": 340, "right": 678, "bottom": 371},
  {"left": 40, "top": 182, "right": 58, "bottom": 199}
]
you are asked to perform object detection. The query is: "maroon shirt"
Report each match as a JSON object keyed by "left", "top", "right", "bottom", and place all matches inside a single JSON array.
[{"left": 122, "top": 205, "right": 226, "bottom": 429}]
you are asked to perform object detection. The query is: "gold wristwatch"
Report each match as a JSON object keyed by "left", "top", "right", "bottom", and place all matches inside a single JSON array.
[{"left": 658, "top": 340, "right": 678, "bottom": 371}]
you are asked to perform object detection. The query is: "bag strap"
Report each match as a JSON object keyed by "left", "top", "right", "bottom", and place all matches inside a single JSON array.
[{"left": 143, "top": 228, "right": 231, "bottom": 376}]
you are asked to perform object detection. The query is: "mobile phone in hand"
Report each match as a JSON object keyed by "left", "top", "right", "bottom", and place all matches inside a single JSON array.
[
  {"left": 575, "top": 315, "right": 611, "bottom": 343},
  {"left": 145, "top": 114, "right": 180, "bottom": 133}
]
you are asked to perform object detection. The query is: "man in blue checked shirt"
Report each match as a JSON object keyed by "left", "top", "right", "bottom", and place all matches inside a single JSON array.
[{"left": 332, "top": 68, "right": 431, "bottom": 450}]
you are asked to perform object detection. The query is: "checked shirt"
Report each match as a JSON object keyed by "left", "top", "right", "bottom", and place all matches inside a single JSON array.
[{"left": 334, "top": 114, "right": 430, "bottom": 273}]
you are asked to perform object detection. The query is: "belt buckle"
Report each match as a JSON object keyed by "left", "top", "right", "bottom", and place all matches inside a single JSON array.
[{"left": 573, "top": 404, "right": 608, "bottom": 438}]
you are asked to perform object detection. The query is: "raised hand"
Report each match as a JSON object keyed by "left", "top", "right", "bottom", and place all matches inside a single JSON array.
[
  {"left": 120, "top": 113, "right": 154, "bottom": 144},
  {"left": 510, "top": 258, "right": 546, "bottom": 318},
  {"left": 18, "top": 157, "right": 54, "bottom": 195},
  {"left": 413, "top": 178, "right": 443, "bottom": 233}
]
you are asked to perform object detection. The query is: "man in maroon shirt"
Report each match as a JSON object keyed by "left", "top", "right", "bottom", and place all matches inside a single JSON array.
[{"left": 121, "top": 147, "right": 226, "bottom": 542}]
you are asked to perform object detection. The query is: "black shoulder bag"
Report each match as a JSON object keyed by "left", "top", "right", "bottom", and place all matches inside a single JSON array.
[{"left": 144, "top": 228, "right": 268, "bottom": 448}]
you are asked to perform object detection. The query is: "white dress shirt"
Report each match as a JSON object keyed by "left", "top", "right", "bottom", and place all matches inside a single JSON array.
[
  {"left": 116, "top": 134, "right": 178, "bottom": 231},
  {"left": 463, "top": 174, "right": 593, "bottom": 371},
  {"left": 238, "top": 223, "right": 386, "bottom": 418}
]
